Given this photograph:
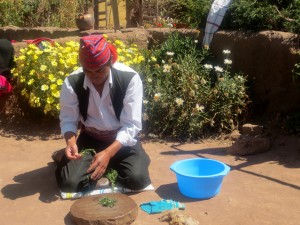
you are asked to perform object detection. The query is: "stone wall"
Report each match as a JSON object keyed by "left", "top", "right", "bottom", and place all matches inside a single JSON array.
[{"left": 1, "top": 26, "right": 299, "bottom": 117}]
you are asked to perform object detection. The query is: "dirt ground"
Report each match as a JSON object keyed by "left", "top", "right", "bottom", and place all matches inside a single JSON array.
[{"left": 0, "top": 100, "right": 300, "bottom": 225}]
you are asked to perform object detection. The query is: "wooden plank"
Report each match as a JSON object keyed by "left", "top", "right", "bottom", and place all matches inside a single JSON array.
[{"left": 111, "top": 0, "right": 120, "bottom": 30}]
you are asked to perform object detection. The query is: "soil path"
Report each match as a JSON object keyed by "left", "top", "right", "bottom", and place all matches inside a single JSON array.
[{"left": 0, "top": 115, "right": 300, "bottom": 225}]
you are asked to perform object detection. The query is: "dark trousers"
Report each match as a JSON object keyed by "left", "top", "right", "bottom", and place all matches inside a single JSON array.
[{"left": 55, "top": 132, "right": 151, "bottom": 192}]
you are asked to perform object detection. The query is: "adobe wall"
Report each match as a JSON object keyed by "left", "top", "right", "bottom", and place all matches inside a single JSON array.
[
  {"left": 210, "top": 30, "right": 300, "bottom": 116},
  {"left": 1, "top": 26, "right": 299, "bottom": 117}
]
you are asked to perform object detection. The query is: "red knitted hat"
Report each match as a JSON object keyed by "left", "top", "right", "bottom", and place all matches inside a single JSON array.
[{"left": 79, "top": 35, "right": 118, "bottom": 69}]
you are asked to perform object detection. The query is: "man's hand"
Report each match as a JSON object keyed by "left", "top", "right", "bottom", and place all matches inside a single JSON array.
[
  {"left": 65, "top": 145, "right": 81, "bottom": 160},
  {"left": 87, "top": 150, "right": 110, "bottom": 180},
  {"left": 64, "top": 131, "right": 81, "bottom": 160},
  {"left": 87, "top": 140, "right": 123, "bottom": 180}
]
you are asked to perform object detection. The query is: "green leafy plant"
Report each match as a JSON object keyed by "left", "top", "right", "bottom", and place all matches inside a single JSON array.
[
  {"left": 98, "top": 196, "right": 117, "bottom": 208},
  {"left": 80, "top": 148, "right": 96, "bottom": 156},
  {"left": 0, "top": 0, "right": 89, "bottom": 28},
  {"left": 159, "top": 0, "right": 211, "bottom": 28},
  {"left": 106, "top": 169, "right": 118, "bottom": 192},
  {"left": 228, "top": 0, "right": 300, "bottom": 34},
  {"left": 138, "top": 32, "right": 249, "bottom": 140},
  {"left": 293, "top": 50, "right": 300, "bottom": 81}
]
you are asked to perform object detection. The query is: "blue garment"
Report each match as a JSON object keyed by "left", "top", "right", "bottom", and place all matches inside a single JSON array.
[{"left": 140, "top": 199, "right": 185, "bottom": 214}]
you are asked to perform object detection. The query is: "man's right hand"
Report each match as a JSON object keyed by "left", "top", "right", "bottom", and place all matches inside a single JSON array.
[
  {"left": 64, "top": 131, "right": 81, "bottom": 160},
  {"left": 65, "top": 145, "right": 81, "bottom": 160}
]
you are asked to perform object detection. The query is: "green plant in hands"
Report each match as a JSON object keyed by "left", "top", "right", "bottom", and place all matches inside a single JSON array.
[
  {"left": 80, "top": 148, "right": 96, "bottom": 156},
  {"left": 106, "top": 169, "right": 118, "bottom": 192}
]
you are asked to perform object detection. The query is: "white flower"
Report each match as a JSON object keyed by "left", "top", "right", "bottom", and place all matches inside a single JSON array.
[
  {"left": 147, "top": 78, "right": 152, "bottom": 83},
  {"left": 154, "top": 93, "right": 161, "bottom": 102},
  {"left": 143, "top": 100, "right": 149, "bottom": 105},
  {"left": 143, "top": 113, "right": 149, "bottom": 121},
  {"left": 163, "top": 64, "right": 172, "bottom": 73},
  {"left": 214, "top": 66, "right": 224, "bottom": 72},
  {"left": 162, "top": 60, "right": 165, "bottom": 64},
  {"left": 223, "top": 49, "right": 231, "bottom": 54},
  {"left": 175, "top": 98, "right": 184, "bottom": 106},
  {"left": 195, "top": 104, "right": 204, "bottom": 112},
  {"left": 166, "top": 51, "right": 175, "bottom": 56},
  {"left": 194, "top": 40, "right": 198, "bottom": 43},
  {"left": 204, "top": 64, "right": 213, "bottom": 69},
  {"left": 237, "top": 75, "right": 244, "bottom": 80},
  {"left": 224, "top": 59, "right": 232, "bottom": 65}
]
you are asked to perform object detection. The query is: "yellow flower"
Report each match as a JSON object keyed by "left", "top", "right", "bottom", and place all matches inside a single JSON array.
[
  {"left": 151, "top": 56, "right": 157, "bottom": 62},
  {"left": 51, "top": 61, "right": 58, "bottom": 67},
  {"left": 49, "top": 74, "right": 56, "bottom": 82},
  {"left": 47, "top": 97, "right": 54, "bottom": 104},
  {"left": 50, "top": 84, "right": 57, "bottom": 90},
  {"left": 41, "top": 85, "right": 49, "bottom": 91},
  {"left": 56, "top": 79, "right": 63, "bottom": 86},
  {"left": 52, "top": 90, "right": 60, "bottom": 98},
  {"left": 28, "top": 79, "right": 34, "bottom": 85},
  {"left": 30, "top": 70, "right": 36, "bottom": 76},
  {"left": 18, "top": 55, "right": 26, "bottom": 60},
  {"left": 40, "top": 65, "right": 47, "bottom": 71},
  {"left": 44, "top": 104, "right": 52, "bottom": 112}
]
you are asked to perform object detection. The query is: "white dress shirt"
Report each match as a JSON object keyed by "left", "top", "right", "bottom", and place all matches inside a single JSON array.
[{"left": 59, "top": 62, "right": 143, "bottom": 146}]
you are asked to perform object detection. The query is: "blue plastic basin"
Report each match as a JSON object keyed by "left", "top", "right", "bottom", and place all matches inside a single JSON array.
[{"left": 170, "top": 158, "right": 230, "bottom": 199}]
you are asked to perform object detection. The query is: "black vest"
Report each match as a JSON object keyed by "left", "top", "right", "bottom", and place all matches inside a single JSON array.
[{"left": 67, "top": 67, "right": 135, "bottom": 121}]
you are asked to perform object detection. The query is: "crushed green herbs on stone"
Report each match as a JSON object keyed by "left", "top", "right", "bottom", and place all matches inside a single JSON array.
[{"left": 99, "top": 196, "right": 117, "bottom": 208}]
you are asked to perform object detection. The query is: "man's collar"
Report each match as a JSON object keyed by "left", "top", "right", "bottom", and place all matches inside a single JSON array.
[{"left": 82, "top": 67, "right": 113, "bottom": 90}]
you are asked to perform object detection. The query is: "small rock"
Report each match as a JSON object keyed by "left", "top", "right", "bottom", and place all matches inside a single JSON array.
[
  {"left": 228, "top": 136, "right": 271, "bottom": 156},
  {"left": 242, "top": 124, "right": 264, "bottom": 136}
]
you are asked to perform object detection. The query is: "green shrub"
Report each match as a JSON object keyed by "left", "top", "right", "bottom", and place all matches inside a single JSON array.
[
  {"left": 159, "top": 0, "right": 211, "bottom": 28},
  {"left": 292, "top": 50, "right": 300, "bottom": 81},
  {"left": 228, "top": 0, "right": 300, "bottom": 34},
  {"left": 139, "top": 32, "right": 249, "bottom": 140},
  {"left": 12, "top": 36, "right": 144, "bottom": 117},
  {"left": 0, "top": 0, "right": 89, "bottom": 28}
]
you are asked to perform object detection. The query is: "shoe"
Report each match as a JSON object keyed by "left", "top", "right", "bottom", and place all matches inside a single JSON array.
[
  {"left": 51, "top": 149, "right": 65, "bottom": 164},
  {"left": 95, "top": 177, "right": 110, "bottom": 188}
]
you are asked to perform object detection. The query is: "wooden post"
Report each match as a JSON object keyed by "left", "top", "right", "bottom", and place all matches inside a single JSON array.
[
  {"left": 111, "top": 0, "right": 120, "bottom": 31},
  {"left": 94, "top": 0, "right": 99, "bottom": 29},
  {"left": 139, "top": 0, "right": 143, "bottom": 26}
]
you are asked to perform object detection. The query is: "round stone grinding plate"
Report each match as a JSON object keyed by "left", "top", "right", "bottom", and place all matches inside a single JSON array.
[{"left": 70, "top": 193, "right": 138, "bottom": 225}]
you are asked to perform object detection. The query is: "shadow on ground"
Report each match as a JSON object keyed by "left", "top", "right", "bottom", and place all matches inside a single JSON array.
[
  {"left": 1, "top": 162, "right": 61, "bottom": 203},
  {"left": 159, "top": 142, "right": 300, "bottom": 192},
  {"left": 0, "top": 94, "right": 61, "bottom": 141}
]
